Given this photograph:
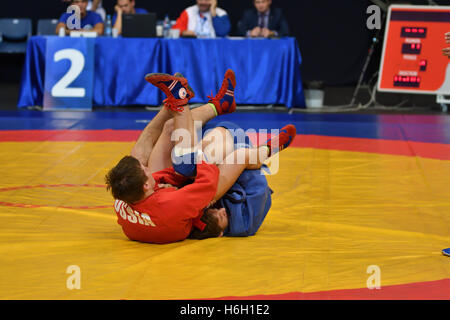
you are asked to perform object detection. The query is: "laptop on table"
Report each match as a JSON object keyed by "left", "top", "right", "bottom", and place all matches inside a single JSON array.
[{"left": 122, "top": 13, "right": 157, "bottom": 38}]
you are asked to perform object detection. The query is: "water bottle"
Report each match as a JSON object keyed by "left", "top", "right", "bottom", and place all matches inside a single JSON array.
[
  {"left": 105, "top": 14, "right": 112, "bottom": 37},
  {"left": 58, "top": 27, "right": 66, "bottom": 37},
  {"left": 163, "top": 14, "right": 170, "bottom": 38}
]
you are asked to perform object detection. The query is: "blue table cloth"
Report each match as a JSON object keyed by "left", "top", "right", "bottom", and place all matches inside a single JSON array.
[{"left": 18, "top": 36, "right": 305, "bottom": 108}]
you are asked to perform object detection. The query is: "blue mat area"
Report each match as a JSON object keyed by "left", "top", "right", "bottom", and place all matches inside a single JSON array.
[{"left": 0, "top": 110, "right": 449, "bottom": 144}]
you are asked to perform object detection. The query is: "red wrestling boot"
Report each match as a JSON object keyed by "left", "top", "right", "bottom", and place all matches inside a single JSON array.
[
  {"left": 145, "top": 73, "right": 195, "bottom": 112},
  {"left": 208, "top": 69, "right": 236, "bottom": 115},
  {"left": 261, "top": 124, "right": 297, "bottom": 157}
]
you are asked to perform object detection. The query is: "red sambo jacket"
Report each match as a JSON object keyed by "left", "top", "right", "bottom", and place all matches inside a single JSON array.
[{"left": 114, "top": 162, "right": 219, "bottom": 244}]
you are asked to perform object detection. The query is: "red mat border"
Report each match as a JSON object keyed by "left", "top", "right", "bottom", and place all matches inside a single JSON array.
[
  {"left": 0, "top": 130, "right": 448, "bottom": 160},
  {"left": 206, "top": 278, "right": 450, "bottom": 300}
]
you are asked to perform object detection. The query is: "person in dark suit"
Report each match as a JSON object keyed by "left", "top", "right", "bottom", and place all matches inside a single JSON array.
[{"left": 237, "top": 0, "right": 289, "bottom": 38}]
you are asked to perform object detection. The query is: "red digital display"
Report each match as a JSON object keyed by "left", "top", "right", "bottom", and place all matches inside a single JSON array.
[
  {"left": 419, "top": 59, "right": 427, "bottom": 71},
  {"left": 401, "top": 26, "right": 427, "bottom": 38},
  {"left": 402, "top": 43, "right": 422, "bottom": 54},
  {"left": 394, "top": 75, "right": 421, "bottom": 87},
  {"left": 378, "top": 5, "right": 450, "bottom": 94}
]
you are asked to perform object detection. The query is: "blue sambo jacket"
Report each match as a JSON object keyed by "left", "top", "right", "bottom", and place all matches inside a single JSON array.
[{"left": 219, "top": 166, "right": 273, "bottom": 237}]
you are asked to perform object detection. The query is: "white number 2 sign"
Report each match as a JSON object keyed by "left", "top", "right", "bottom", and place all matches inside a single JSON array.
[{"left": 51, "top": 49, "right": 86, "bottom": 98}]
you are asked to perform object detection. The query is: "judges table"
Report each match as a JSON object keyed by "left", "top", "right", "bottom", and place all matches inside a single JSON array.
[{"left": 18, "top": 36, "right": 305, "bottom": 109}]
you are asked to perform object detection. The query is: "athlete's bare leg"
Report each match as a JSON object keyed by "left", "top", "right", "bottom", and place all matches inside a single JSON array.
[
  {"left": 150, "top": 118, "right": 270, "bottom": 204},
  {"left": 201, "top": 127, "right": 235, "bottom": 165},
  {"left": 131, "top": 106, "right": 172, "bottom": 167},
  {"left": 148, "top": 103, "right": 217, "bottom": 173},
  {"left": 212, "top": 146, "right": 269, "bottom": 203}
]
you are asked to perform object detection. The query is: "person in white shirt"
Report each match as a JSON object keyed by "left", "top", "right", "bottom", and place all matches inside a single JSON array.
[{"left": 172, "top": 0, "right": 231, "bottom": 38}]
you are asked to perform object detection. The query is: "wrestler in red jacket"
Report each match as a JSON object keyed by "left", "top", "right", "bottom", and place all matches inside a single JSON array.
[
  {"left": 113, "top": 161, "right": 219, "bottom": 244},
  {"left": 106, "top": 70, "right": 237, "bottom": 244}
]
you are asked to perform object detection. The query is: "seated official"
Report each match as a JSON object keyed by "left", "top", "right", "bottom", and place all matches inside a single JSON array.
[
  {"left": 55, "top": 0, "right": 104, "bottom": 35},
  {"left": 237, "top": 0, "right": 290, "bottom": 38},
  {"left": 113, "top": 0, "right": 148, "bottom": 35},
  {"left": 172, "top": 0, "right": 231, "bottom": 38}
]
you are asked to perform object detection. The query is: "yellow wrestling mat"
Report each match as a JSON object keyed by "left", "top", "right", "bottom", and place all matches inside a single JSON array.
[{"left": 0, "top": 141, "right": 449, "bottom": 299}]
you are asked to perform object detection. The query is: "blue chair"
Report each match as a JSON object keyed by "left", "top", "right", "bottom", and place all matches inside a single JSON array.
[
  {"left": 37, "top": 19, "right": 59, "bottom": 36},
  {"left": 0, "top": 18, "right": 32, "bottom": 53}
]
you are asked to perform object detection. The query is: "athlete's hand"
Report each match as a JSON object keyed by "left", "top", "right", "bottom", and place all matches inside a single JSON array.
[
  {"left": 158, "top": 183, "right": 177, "bottom": 190},
  {"left": 445, "top": 32, "right": 450, "bottom": 43}
]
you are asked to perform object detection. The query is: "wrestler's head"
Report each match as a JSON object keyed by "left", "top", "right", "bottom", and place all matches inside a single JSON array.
[
  {"left": 189, "top": 207, "right": 229, "bottom": 239},
  {"left": 105, "top": 155, "right": 155, "bottom": 204}
]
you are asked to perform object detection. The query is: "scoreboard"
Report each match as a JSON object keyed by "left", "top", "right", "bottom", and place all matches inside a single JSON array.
[{"left": 378, "top": 5, "right": 450, "bottom": 95}]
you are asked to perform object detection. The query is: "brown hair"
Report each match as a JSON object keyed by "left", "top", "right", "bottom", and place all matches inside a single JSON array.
[
  {"left": 189, "top": 208, "right": 224, "bottom": 240},
  {"left": 105, "top": 156, "right": 147, "bottom": 204}
]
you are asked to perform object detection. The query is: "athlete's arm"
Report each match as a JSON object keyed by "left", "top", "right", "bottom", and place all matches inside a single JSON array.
[
  {"left": 131, "top": 107, "right": 172, "bottom": 167},
  {"left": 213, "top": 147, "right": 268, "bottom": 202}
]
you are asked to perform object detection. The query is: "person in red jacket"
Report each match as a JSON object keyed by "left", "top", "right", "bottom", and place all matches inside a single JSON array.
[
  {"left": 172, "top": 0, "right": 231, "bottom": 38},
  {"left": 106, "top": 70, "right": 239, "bottom": 244},
  {"left": 150, "top": 119, "right": 297, "bottom": 240},
  {"left": 106, "top": 69, "right": 294, "bottom": 244}
]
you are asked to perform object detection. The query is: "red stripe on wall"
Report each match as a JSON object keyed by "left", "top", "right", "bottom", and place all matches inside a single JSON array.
[
  {"left": 0, "top": 130, "right": 449, "bottom": 160},
  {"left": 207, "top": 278, "right": 450, "bottom": 300}
]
